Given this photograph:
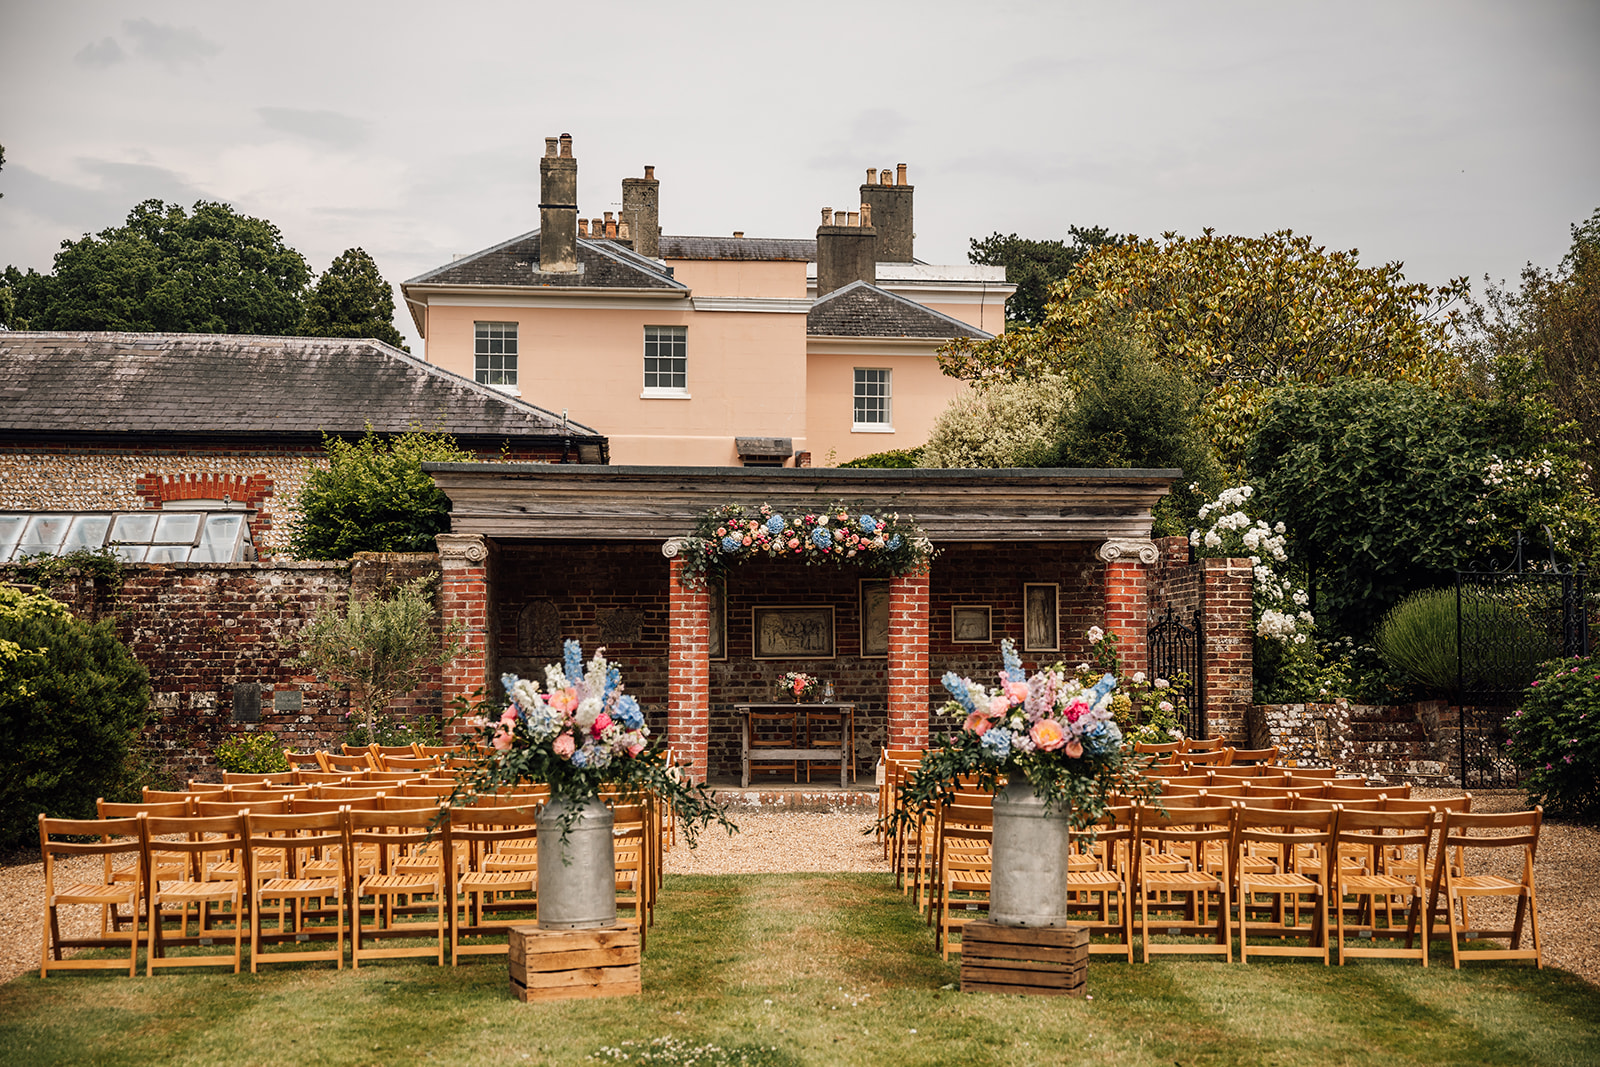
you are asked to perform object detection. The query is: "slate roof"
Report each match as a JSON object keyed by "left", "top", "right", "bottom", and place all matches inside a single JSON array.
[
  {"left": 405, "top": 231, "right": 683, "bottom": 290},
  {"left": 806, "top": 281, "right": 994, "bottom": 340},
  {"left": 0, "top": 332, "right": 605, "bottom": 442},
  {"left": 660, "top": 236, "right": 817, "bottom": 262}
]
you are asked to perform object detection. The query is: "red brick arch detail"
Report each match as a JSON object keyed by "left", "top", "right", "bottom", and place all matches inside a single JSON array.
[{"left": 135, "top": 472, "right": 277, "bottom": 539}]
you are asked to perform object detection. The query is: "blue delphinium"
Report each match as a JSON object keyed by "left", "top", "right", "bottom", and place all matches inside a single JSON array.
[
  {"left": 563, "top": 639, "right": 584, "bottom": 684},
  {"left": 721, "top": 534, "right": 742, "bottom": 553},
  {"left": 810, "top": 527, "right": 833, "bottom": 549},
  {"left": 605, "top": 664, "right": 622, "bottom": 701},
  {"left": 1001, "top": 638, "right": 1025, "bottom": 682},
  {"left": 766, "top": 514, "right": 785, "bottom": 535},
  {"left": 942, "top": 671, "right": 976, "bottom": 712},
  {"left": 615, "top": 694, "right": 644, "bottom": 730},
  {"left": 1088, "top": 672, "right": 1117, "bottom": 709},
  {"left": 501, "top": 672, "right": 521, "bottom": 698},
  {"left": 981, "top": 729, "right": 1012, "bottom": 759}
]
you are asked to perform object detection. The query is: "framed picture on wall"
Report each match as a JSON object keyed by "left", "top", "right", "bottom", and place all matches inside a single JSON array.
[
  {"left": 951, "top": 605, "right": 992, "bottom": 644},
  {"left": 753, "top": 605, "right": 836, "bottom": 660},
  {"left": 1022, "top": 583, "right": 1059, "bottom": 652},
  {"left": 708, "top": 579, "right": 727, "bottom": 661},
  {"left": 859, "top": 579, "right": 890, "bottom": 658}
]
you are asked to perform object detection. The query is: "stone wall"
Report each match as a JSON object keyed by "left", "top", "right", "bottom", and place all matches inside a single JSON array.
[{"left": 1247, "top": 699, "right": 1457, "bottom": 782}]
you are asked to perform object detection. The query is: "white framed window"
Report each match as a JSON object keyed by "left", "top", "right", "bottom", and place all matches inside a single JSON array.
[
  {"left": 853, "top": 368, "right": 892, "bottom": 431},
  {"left": 642, "top": 325, "right": 688, "bottom": 397},
  {"left": 474, "top": 322, "right": 518, "bottom": 390}
]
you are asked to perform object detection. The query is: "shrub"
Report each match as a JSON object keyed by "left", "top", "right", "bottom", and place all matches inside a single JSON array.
[
  {"left": 214, "top": 732, "right": 290, "bottom": 775},
  {"left": 340, "top": 711, "right": 442, "bottom": 750},
  {"left": 1506, "top": 655, "right": 1600, "bottom": 821},
  {"left": 0, "top": 586, "right": 150, "bottom": 848},
  {"left": 838, "top": 447, "right": 922, "bottom": 469},
  {"left": 918, "top": 375, "right": 1072, "bottom": 469},
  {"left": 1376, "top": 587, "right": 1559, "bottom": 697}
]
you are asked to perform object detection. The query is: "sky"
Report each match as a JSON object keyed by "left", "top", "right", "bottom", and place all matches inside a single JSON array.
[{"left": 2, "top": 1, "right": 1597, "bottom": 355}]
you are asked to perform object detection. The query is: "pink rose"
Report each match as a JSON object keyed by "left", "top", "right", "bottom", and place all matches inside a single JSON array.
[
  {"left": 500, "top": 706, "right": 519, "bottom": 726},
  {"left": 1064, "top": 739, "right": 1084, "bottom": 759},
  {"left": 788, "top": 538, "right": 800, "bottom": 549},
  {"left": 625, "top": 739, "right": 645, "bottom": 757},
  {"left": 963, "top": 710, "right": 992, "bottom": 736},
  {"left": 743, "top": 535, "right": 752, "bottom": 545},
  {"left": 492, "top": 729, "right": 512, "bottom": 751},
  {"left": 1030, "top": 719, "right": 1066, "bottom": 751},
  {"left": 1004, "top": 681, "right": 1030, "bottom": 703},
  {"left": 1063, "top": 697, "right": 1090, "bottom": 722},
  {"left": 988, "top": 694, "right": 1012, "bottom": 718},
  {"left": 553, "top": 733, "right": 576, "bottom": 758},
  {"left": 591, "top": 712, "right": 613, "bottom": 737}
]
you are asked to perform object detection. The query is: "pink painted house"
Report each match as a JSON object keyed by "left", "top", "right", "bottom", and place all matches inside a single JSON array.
[{"left": 402, "top": 136, "right": 1014, "bottom": 467}]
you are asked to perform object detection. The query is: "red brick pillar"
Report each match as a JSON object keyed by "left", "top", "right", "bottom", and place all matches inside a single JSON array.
[
  {"left": 436, "top": 533, "right": 492, "bottom": 740},
  {"left": 1098, "top": 539, "right": 1156, "bottom": 680},
  {"left": 887, "top": 568, "right": 931, "bottom": 748},
  {"left": 1200, "top": 557, "right": 1256, "bottom": 740},
  {"left": 665, "top": 547, "right": 710, "bottom": 782}
]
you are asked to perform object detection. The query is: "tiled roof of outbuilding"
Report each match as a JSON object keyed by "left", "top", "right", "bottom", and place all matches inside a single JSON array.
[
  {"left": 406, "top": 232, "right": 684, "bottom": 289},
  {"left": 660, "top": 236, "right": 817, "bottom": 262},
  {"left": 0, "top": 332, "right": 603, "bottom": 440},
  {"left": 806, "top": 281, "right": 994, "bottom": 340}
]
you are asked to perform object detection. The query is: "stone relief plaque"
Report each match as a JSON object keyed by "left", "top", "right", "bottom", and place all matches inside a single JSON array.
[
  {"left": 518, "top": 599, "right": 561, "bottom": 656},
  {"left": 859, "top": 579, "right": 890, "bottom": 659},
  {"left": 753, "top": 605, "right": 835, "bottom": 660}
]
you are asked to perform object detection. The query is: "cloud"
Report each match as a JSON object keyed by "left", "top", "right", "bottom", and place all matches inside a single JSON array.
[
  {"left": 73, "top": 37, "right": 126, "bottom": 68},
  {"left": 121, "top": 18, "right": 221, "bottom": 70},
  {"left": 0, "top": 158, "right": 206, "bottom": 236},
  {"left": 257, "top": 107, "right": 371, "bottom": 148}
]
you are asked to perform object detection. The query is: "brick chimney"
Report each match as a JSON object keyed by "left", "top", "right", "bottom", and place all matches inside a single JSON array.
[
  {"left": 859, "top": 162, "right": 913, "bottom": 262},
  {"left": 621, "top": 164, "right": 660, "bottom": 259},
  {"left": 815, "top": 204, "right": 877, "bottom": 297},
  {"left": 539, "top": 133, "right": 578, "bottom": 273}
]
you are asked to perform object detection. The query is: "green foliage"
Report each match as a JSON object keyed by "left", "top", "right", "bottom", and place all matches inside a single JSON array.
[
  {"left": 837, "top": 447, "right": 923, "bottom": 468},
  {"left": 214, "top": 732, "right": 290, "bottom": 775},
  {"left": 918, "top": 374, "right": 1072, "bottom": 468},
  {"left": 967, "top": 226, "right": 1118, "bottom": 327},
  {"left": 942, "top": 229, "right": 1470, "bottom": 466},
  {"left": 1246, "top": 378, "right": 1598, "bottom": 637},
  {"left": 4, "top": 198, "right": 310, "bottom": 334},
  {"left": 285, "top": 575, "right": 465, "bottom": 741},
  {"left": 299, "top": 246, "right": 408, "bottom": 350},
  {"left": 0, "top": 585, "right": 150, "bottom": 848},
  {"left": 288, "top": 426, "right": 472, "bottom": 559},
  {"left": 339, "top": 711, "right": 442, "bottom": 750},
  {"left": 1373, "top": 588, "right": 1555, "bottom": 698},
  {"left": 7, "top": 546, "right": 126, "bottom": 594},
  {"left": 1507, "top": 655, "right": 1600, "bottom": 821}
]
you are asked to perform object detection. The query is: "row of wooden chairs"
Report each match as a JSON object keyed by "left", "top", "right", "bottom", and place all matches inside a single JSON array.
[
  {"left": 39, "top": 792, "right": 666, "bottom": 978},
  {"left": 279, "top": 743, "right": 477, "bottom": 776}
]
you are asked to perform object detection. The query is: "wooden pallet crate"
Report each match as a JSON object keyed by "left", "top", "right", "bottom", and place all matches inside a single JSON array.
[
  {"left": 508, "top": 925, "right": 642, "bottom": 1002},
  {"left": 958, "top": 920, "right": 1088, "bottom": 997}
]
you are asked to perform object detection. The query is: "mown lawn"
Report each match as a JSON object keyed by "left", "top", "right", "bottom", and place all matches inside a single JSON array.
[{"left": 2, "top": 873, "right": 1597, "bottom": 1067}]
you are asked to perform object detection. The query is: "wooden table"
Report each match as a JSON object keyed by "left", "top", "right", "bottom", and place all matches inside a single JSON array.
[{"left": 733, "top": 703, "right": 856, "bottom": 788}]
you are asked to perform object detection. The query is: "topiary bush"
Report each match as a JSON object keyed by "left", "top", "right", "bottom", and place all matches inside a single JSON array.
[
  {"left": 215, "top": 732, "right": 290, "bottom": 775},
  {"left": 1506, "top": 655, "right": 1600, "bottom": 821},
  {"left": 0, "top": 585, "right": 150, "bottom": 848}
]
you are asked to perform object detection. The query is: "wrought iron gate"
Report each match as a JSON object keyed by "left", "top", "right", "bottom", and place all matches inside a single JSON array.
[
  {"left": 1147, "top": 605, "right": 1205, "bottom": 740},
  {"left": 1456, "top": 536, "right": 1590, "bottom": 788}
]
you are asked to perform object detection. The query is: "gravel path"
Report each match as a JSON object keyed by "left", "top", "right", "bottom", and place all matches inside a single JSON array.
[{"left": 6, "top": 800, "right": 1594, "bottom": 986}]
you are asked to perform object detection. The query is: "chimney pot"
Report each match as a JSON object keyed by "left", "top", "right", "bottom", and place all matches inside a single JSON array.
[
  {"left": 880, "top": 168, "right": 891, "bottom": 186},
  {"left": 559, "top": 133, "right": 573, "bottom": 158},
  {"left": 860, "top": 203, "right": 872, "bottom": 227},
  {"left": 604, "top": 211, "right": 614, "bottom": 223},
  {"left": 618, "top": 219, "right": 630, "bottom": 240},
  {"left": 644, "top": 165, "right": 655, "bottom": 180},
  {"left": 578, "top": 219, "right": 589, "bottom": 237},
  {"left": 733, "top": 230, "right": 744, "bottom": 239},
  {"left": 821, "top": 207, "right": 833, "bottom": 225},
  {"left": 897, "top": 162, "right": 907, "bottom": 185},
  {"left": 544, "top": 137, "right": 559, "bottom": 158},
  {"left": 866, "top": 167, "right": 877, "bottom": 185},
  {"left": 848, "top": 211, "right": 859, "bottom": 227}
]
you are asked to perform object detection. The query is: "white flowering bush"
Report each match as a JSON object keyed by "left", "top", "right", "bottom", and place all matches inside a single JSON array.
[
  {"left": 918, "top": 374, "right": 1072, "bottom": 469},
  {"left": 1189, "top": 485, "right": 1313, "bottom": 645}
]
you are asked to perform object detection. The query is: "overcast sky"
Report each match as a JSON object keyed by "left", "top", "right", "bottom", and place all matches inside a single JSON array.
[{"left": 2, "top": 1, "right": 1597, "bottom": 354}]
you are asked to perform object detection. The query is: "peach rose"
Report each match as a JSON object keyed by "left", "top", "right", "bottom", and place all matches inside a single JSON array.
[
  {"left": 1004, "top": 680, "right": 1030, "bottom": 703},
  {"left": 1030, "top": 719, "right": 1066, "bottom": 751},
  {"left": 963, "top": 710, "right": 992, "bottom": 736},
  {"left": 548, "top": 688, "right": 579, "bottom": 713},
  {"left": 1064, "top": 739, "right": 1084, "bottom": 758},
  {"left": 988, "top": 694, "right": 1012, "bottom": 718},
  {"left": 492, "top": 729, "right": 513, "bottom": 751}
]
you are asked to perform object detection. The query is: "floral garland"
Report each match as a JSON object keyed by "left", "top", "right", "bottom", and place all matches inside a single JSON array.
[{"left": 675, "top": 501, "right": 935, "bottom": 588}]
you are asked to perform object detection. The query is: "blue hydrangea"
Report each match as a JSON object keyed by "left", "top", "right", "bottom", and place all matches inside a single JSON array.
[
  {"left": 1001, "top": 639, "right": 1025, "bottom": 682},
  {"left": 570, "top": 746, "right": 590, "bottom": 768},
  {"left": 886, "top": 534, "right": 903, "bottom": 551},
  {"left": 1084, "top": 720, "right": 1123, "bottom": 754},
  {"left": 942, "top": 671, "right": 976, "bottom": 711},
  {"left": 981, "top": 728, "right": 1012, "bottom": 759},
  {"left": 563, "top": 639, "right": 584, "bottom": 685},
  {"left": 859, "top": 515, "right": 877, "bottom": 533},
  {"left": 810, "top": 527, "right": 833, "bottom": 549},
  {"left": 1088, "top": 672, "right": 1118, "bottom": 709},
  {"left": 766, "top": 514, "right": 785, "bottom": 535},
  {"left": 615, "top": 694, "right": 644, "bottom": 730},
  {"left": 720, "top": 534, "right": 742, "bottom": 553},
  {"left": 500, "top": 673, "right": 521, "bottom": 698}
]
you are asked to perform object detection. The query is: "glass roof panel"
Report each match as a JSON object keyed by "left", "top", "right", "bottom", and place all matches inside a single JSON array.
[
  {"left": 62, "top": 515, "right": 112, "bottom": 553},
  {"left": 192, "top": 515, "right": 244, "bottom": 563},
  {"left": 16, "top": 515, "right": 72, "bottom": 558},
  {"left": 110, "top": 544, "right": 149, "bottom": 564},
  {"left": 145, "top": 545, "right": 190, "bottom": 564},
  {"left": 0, "top": 516, "right": 26, "bottom": 560},
  {"left": 153, "top": 513, "right": 203, "bottom": 544},
  {"left": 110, "top": 513, "right": 159, "bottom": 543}
]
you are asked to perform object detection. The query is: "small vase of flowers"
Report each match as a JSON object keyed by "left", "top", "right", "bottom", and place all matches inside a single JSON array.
[{"left": 777, "top": 672, "right": 821, "bottom": 702}]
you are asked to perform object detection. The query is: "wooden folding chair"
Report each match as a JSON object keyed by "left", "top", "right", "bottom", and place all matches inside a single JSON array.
[
  {"left": 931, "top": 798, "right": 992, "bottom": 959},
  {"left": 612, "top": 802, "right": 654, "bottom": 950},
  {"left": 1425, "top": 806, "right": 1543, "bottom": 969},
  {"left": 803, "top": 708, "right": 852, "bottom": 784},
  {"left": 1067, "top": 804, "right": 1136, "bottom": 962},
  {"left": 96, "top": 799, "right": 190, "bottom": 934},
  {"left": 1134, "top": 804, "right": 1234, "bottom": 962},
  {"left": 1134, "top": 741, "right": 1184, "bottom": 764},
  {"left": 319, "top": 751, "right": 375, "bottom": 774},
  {"left": 142, "top": 813, "right": 247, "bottom": 975},
  {"left": 1234, "top": 804, "right": 1335, "bottom": 964},
  {"left": 877, "top": 748, "right": 924, "bottom": 858},
  {"left": 347, "top": 805, "right": 448, "bottom": 967},
  {"left": 1227, "top": 746, "right": 1279, "bottom": 767},
  {"left": 1332, "top": 807, "right": 1432, "bottom": 966},
  {"left": 38, "top": 814, "right": 145, "bottom": 977},
  {"left": 1182, "top": 735, "right": 1228, "bottom": 753},
  {"left": 246, "top": 809, "right": 346, "bottom": 971},
  {"left": 380, "top": 754, "right": 440, "bottom": 774},
  {"left": 284, "top": 749, "right": 324, "bottom": 771},
  {"left": 449, "top": 806, "right": 539, "bottom": 965},
  {"left": 1326, "top": 782, "right": 1409, "bottom": 802},
  {"left": 222, "top": 770, "right": 297, "bottom": 785},
  {"left": 747, "top": 711, "right": 799, "bottom": 782}
]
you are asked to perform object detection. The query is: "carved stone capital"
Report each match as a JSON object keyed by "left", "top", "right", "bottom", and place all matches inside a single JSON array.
[
  {"left": 435, "top": 533, "right": 489, "bottom": 564},
  {"left": 661, "top": 537, "right": 695, "bottom": 559},
  {"left": 1097, "top": 538, "right": 1159, "bottom": 566}
]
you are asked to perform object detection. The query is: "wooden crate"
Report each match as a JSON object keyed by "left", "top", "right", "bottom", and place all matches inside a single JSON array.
[
  {"left": 958, "top": 921, "right": 1088, "bottom": 997},
  {"left": 508, "top": 925, "right": 642, "bottom": 1002}
]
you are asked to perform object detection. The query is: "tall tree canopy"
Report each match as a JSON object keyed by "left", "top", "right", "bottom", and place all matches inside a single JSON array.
[
  {"left": 942, "top": 229, "right": 1470, "bottom": 463},
  {"left": 299, "top": 246, "right": 408, "bottom": 350},
  {"left": 968, "top": 226, "right": 1117, "bottom": 327},
  {"left": 4, "top": 199, "right": 312, "bottom": 334}
]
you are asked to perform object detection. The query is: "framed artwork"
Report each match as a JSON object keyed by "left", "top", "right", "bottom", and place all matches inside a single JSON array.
[
  {"left": 859, "top": 579, "right": 890, "bottom": 658},
  {"left": 708, "top": 580, "right": 727, "bottom": 661},
  {"left": 1022, "top": 583, "right": 1060, "bottom": 652},
  {"left": 951, "top": 605, "right": 992, "bottom": 644},
  {"left": 753, "top": 605, "right": 836, "bottom": 660}
]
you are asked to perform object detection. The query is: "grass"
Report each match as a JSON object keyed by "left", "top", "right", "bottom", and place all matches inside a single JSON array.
[{"left": 2, "top": 873, "right": 1597, "bottom": 1067}]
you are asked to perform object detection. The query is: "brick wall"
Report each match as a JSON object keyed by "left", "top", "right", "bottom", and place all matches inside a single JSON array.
[{"left": 1199, "top": 557, "right": 1255, "bottom": 739}]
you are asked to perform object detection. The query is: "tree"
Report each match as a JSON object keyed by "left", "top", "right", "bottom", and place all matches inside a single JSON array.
[
  {"left": 4, "top": 198, "right": 310, "bottom": 334},
  {"left": 968, "top": 226, "right": 1118, "bottom": 327},
  {"left": 941, "top": 229, "right": 1471, "bottom": 464},
  {"left": 918, "top": 375, "right": 1073, "bottom": 469},
  {"left": 0, "top": 585, "right": 151, "bottom": 848},
  {"left": 289, "top": 427, "right": 473, "bottom": 560},
  {"left": 287, "top": 575, "right": 465, "bottom": 743},
  {"left": 300, "top": 247, "right": 408, "bottom": 350}
]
